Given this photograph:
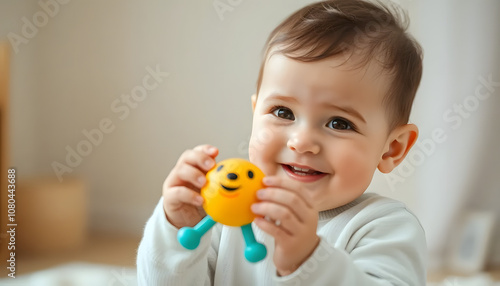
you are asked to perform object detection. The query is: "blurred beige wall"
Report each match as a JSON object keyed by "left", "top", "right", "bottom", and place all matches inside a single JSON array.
[
  {"left": 0, "top": 1, "right": 40, "bottom": 175},
  {"left": 410, "top": 0, "right": 500, "bottom": 268}
]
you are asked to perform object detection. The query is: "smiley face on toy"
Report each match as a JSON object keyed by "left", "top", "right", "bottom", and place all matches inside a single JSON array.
[
  {"left": 202, "top": 158, "right": 265, "bottom": 227},
  {"left": 177, "top": 158, "right": 268, "bottom": 263}
]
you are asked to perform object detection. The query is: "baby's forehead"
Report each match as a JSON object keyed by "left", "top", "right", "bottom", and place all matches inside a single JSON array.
[
  {"left": 268, "top": 49, "right": 390, "bottom": 78},
  {"left": 264, "top": 53, "right": 392, "bottom": 98}
]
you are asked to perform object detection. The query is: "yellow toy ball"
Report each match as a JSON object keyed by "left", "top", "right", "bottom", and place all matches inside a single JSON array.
[
  {"left": 202, "top": 158, "right": 265, "bottom": 226},
  {"left": 177, "top": 158, "right": 267, "bottom": 263}
]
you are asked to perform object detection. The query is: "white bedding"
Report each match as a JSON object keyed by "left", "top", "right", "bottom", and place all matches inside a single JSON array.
[{"left": 0, "top": 262, "right": 137, "bottom": 286}]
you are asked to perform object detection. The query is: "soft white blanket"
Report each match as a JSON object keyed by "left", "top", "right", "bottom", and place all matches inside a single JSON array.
[{"left": 0, "top": 262, "right": 137, "bottom": 286}]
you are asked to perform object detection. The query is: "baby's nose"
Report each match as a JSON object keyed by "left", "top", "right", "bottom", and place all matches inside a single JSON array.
[{"left": 227, "top": 173, "right": 238, "bottom": 180}]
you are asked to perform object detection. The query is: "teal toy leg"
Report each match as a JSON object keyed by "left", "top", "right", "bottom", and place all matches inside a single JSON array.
[
  {"left": 177, "top": 216, "right": 216, "bottom": 250},
  {"left": 241, "top": 223, "right": 267, "bottom": 263}
]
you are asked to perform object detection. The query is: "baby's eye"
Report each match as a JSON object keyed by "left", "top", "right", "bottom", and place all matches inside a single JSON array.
[
  {"left": 271, "top": 106, "right": 295, "bottom": 121},
  {"left": 326, "top": 117, "right": 354, "bottom": 131}
]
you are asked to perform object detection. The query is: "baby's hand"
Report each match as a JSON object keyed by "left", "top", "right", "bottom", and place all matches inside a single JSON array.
[
  {"left": 162, "top": 144, "right": 218, "bottom": 229},
  {"left": 251, "top": 176, "right": 320, "bottom": 276}
]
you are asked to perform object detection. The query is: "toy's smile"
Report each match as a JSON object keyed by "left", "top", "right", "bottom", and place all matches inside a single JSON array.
[
  {"left": 219, "top": 184, "right": 241, "bottom": 198},
  {"left": 221, "top": 184, "right": 240, "bottom": 191}
]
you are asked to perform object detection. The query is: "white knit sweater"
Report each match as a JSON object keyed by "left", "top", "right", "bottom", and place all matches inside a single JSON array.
[{"left": 137, "top": 193, "right": 427, "bottom": 286}]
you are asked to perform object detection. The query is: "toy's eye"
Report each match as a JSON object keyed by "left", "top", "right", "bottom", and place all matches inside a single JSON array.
[
  {"left": 248, "top": 170, "right": 254, "bottom": 179},
  {"left": 217, "top": 165, "right": 224, "bottom": 172}
]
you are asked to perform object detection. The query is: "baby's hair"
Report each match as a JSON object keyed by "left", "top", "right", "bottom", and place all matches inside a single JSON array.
[{"left": 256, "top": 0, "right": 423, "bottom": 130}]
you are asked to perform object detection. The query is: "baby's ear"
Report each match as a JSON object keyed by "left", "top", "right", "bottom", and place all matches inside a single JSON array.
[
  {"left": 377, "top": 124, "right": 418, "bottom": 173},
  {"left": 251, "top": 94, "right": 257, "bottom": 113}
]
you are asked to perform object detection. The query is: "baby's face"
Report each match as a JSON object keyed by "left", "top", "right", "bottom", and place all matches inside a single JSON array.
[{"left": 249, "top": 53, "right": 393, "bottom": 211}]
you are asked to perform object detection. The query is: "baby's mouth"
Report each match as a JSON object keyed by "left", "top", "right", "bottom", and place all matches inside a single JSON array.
[{"left": 282, "top": 164, "right": 325, "bottom": 176}]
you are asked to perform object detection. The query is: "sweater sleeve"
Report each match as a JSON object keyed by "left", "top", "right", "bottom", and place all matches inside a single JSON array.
[
  {"left": 136, "top": 197, "right": 220, "bottom": 286},
  {"left": 273, "top": 206, "right": 427, "bottom": 286}
]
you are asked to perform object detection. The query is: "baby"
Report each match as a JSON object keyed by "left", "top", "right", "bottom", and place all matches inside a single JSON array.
[{"left": 137, "top": 0, "right": 426, "bottom": 285}]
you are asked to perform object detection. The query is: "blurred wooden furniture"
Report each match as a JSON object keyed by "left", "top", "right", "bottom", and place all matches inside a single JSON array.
[
  {"left": 16, "top": 233, "right": 141, "bottom": 275},
  {"left": 0, "top": 42, "right": 11, "bottom": 277},
  {"left": 16, "top": 177, "right": 88, "bottom": 254}
]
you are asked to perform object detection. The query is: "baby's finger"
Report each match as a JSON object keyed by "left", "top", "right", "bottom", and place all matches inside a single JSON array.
[
  {"left": 256, "top": 187, "right": 307, "bottom": 223},
  {"left": 263, "top": 176, "right": 314, "bottom": 208},
  {"left": 176, "top": 163, "right": 208, "bottom": 189},
  {"left": 178, "top": 148, "right": 216, "bottom": 172},
  {"left": 167, "top": 186, "right": 204, "bottom": 208},
  {"left": 251, "top": 202, "right": 301, "bottom": 236},
  {"left": 193, "top": 144, "right": 219, "bottom": 158},
  {"left": 254, "top": 217, "right": 290, "bottom": 241}
]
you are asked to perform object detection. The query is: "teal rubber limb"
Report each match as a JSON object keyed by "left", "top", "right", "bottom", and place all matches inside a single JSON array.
[
  {"left": 241, "top": 223, "right": 267, "bottom": 263},
  {"left": 177, "top": 216, "right": 216, "bottom": 250}
]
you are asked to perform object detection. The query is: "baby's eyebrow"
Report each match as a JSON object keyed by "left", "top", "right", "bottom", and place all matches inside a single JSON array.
[
  {"left": 266, "top": 93, "right": 299, "bottom": 104},
  {"left": 323, "top": 102, "right": 366, "bottom": 124}
]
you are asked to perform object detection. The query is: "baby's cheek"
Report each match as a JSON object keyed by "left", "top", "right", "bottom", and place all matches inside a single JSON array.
[
  {"left": 336, "top": 148, "right": 376, "bottom": 192},
  {"left": 249, "top": 123, "right": 279, "bottom": 152},
  {"left": 248, "top": 136, "right": 262, "bottom": 165},
  {"left": 249, "top": 125, "right": 282, "bottom": 171}
]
